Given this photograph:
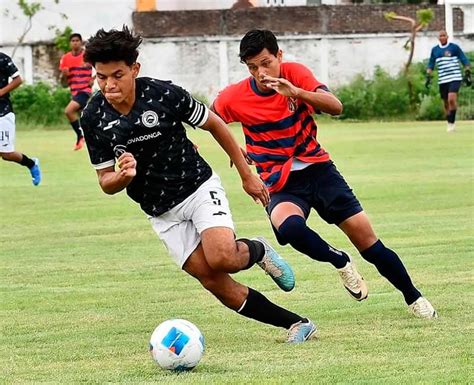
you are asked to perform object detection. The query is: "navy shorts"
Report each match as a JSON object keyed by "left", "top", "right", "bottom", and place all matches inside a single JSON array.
[
  {"left": 72, "top": 92, "right": 91, "bottom": 109},
  {"left": 266, "top": 161, "right": 363, "bottom": 244},
  {"left": 439, "top": 81, "right": 461, "bottom": 100}
]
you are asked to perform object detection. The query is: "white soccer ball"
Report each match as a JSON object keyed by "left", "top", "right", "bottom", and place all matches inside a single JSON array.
[{"left": 149, "top": 319, "right": 205, "bottom": 371}]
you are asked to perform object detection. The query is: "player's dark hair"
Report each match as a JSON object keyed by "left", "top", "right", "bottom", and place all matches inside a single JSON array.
[
  {"left": 239, "top": 29, "right": 279, "bottom": 63},
  {"left": 69, "top": 33, "right": 82, "bottom": 41},
  {"left": 84, "top": 25, "right": 142, "bottom": 66}
]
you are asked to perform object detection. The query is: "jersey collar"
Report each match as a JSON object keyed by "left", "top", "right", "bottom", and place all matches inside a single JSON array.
[{"left": 250, "top": 77, "right": 276, "bottom": 97}]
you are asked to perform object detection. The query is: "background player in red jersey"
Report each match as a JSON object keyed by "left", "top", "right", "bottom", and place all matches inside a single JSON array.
[
  {"left": 59, "top": 33, "right": 94, "bottom": 150},
  {"left": 212, "top": 29, "right": 437, "bottom": 319}
]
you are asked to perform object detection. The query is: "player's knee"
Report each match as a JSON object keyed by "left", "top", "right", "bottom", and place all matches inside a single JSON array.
[
  {"left": 277, "top": 215, "right": 307, "bottom": 244},
  {"left": 205, "top": 244, "right": 240, "bottom": 273}
]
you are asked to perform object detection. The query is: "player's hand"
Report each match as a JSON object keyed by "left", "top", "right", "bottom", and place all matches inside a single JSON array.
[
  {"left": 464, "top": 69, "right": 472, "bottom": 87},
  {"left": 425, "top": 74, "right": 432, "bottom": 90},
  {"left": 61, "top": 68, "right": 69, "bottom": 77},
  {"left": 117, "top": 152, "right": 137, "bottom": 179},
  {"left": 261, "top": 75, "right": 299, "bottom": 97},
  {"left": 242, "top": 174, "right": 270, "bottom": 206},
  {"left": 230, "top": 147, "right": 254, "bottom": 168}
]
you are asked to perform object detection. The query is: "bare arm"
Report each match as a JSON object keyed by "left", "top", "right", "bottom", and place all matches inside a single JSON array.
[
  {"left": 0, "top": 75, "right": 22, "bottom": 97},
  {"left": 96, "top": 152, "right": 136, "bottom": 195},
  {"left": 200, "top": 110, "right": 269, "bottom": 206},
  {"left": 262, "top": 75, "right": 342, "bottom": 115}
]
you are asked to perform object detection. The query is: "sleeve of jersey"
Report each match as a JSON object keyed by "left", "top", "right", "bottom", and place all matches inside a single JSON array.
[
  {"left": 168, "top": 84, "right": 209, "bottom": 127},
  {"left": 456, "top": 45, "right": 470, "bottom": 66},
  {"left": 81, "top": 109, "right": 115, "bottom": 170},
  {"left": 428, "top": 48, "right": 436, "bottom": 70},
  {"left": 211, "top": 90, "right": 235, "bottom": 124},
  {"left": 59, "top": 55, "right": 67, "bottom": 70},
  {"left": 289, "top": 63, "right": 326, "bottom": 92},
  {"left": 4, "top": 55, "right": 19, "bottom": 78}
]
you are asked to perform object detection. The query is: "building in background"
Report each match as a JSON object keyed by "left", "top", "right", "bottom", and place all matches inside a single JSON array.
[{"left": 0, "top": 0, "right": 472, "bottom": 99}]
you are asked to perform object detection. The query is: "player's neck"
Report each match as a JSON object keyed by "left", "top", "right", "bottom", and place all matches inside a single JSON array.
[{"left": 71, "top": 48, "right": 82, "bottom": 56}]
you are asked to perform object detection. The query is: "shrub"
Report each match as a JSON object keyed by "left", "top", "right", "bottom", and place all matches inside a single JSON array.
[
  {"left": 336, "top": 53, "right": 474, "bottom": 121},
  {"left": 11, "top": 82, "right": 70, "bottom": 126}
]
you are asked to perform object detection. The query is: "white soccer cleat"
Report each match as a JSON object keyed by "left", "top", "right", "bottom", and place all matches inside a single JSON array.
[
  {"left": 447, "top": 123, "right": 456, "bottom": 133},
  {"left": 337, "top": 258, "right": 368, "bottom": 301},
  {"left": 409, "top": 297, "right": 438, "bottom": 319},
  {"left": 287, "top": 319, "right": 317, "bottom": 343}
]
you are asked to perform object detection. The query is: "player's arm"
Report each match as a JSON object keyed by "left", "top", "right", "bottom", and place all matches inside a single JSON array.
[
  {"left": 427, "top": 48, "right": 436, "bottom": 75},
  {"left": 0, "top": 75, "right": 22, "bottom": 97},
  {"left": 96, "top": 152, "right": 136, "bottom": 195},
  {"left": 210, "top": 102, "right": 253, "bottom": 166},
  {"left": 200, "top": 111, "right": 269, "bottom": 206},
  {"left": 261, "top": 75, "right": 342, "bottom": 115}
]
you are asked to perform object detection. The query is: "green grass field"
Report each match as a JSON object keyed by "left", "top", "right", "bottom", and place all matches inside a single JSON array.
[{"left": 1, "top": 121, "right": 473, "bottom": 384}]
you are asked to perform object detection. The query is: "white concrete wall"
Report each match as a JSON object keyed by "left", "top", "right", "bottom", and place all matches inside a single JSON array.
[
  {"left": 137, "top": 33, "right": 474, "bottom": 100},
  {"left": 0, "top": 0, "right": 135, "bottom": 46}
]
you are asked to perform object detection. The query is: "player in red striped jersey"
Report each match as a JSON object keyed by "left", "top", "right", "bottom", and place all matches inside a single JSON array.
[
  {"left": 59, "top": 33, "right": 94, "bottom": 151},
  {"left": 212, "top": 30, "right": 437, "bottom": 319}
]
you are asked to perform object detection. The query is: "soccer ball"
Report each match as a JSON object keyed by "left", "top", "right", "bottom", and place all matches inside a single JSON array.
[{"left": 149, "top": 319, "right": 205, "bottom": 371}]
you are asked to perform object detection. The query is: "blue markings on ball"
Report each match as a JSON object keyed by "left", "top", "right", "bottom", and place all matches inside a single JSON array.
[{"left": 161, "top": 327, "right": 190, "bottom": 355}]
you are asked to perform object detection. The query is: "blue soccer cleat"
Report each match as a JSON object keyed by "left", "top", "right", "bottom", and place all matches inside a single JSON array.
[
  {"left": 253, "top": 237, "right": 295, "bottom": 292},
  {"left": 287, "top": 319, "right": 317, "bottom": 343},
  {"left": 29, "top": 158, "right": 41, "bottom": 186}
]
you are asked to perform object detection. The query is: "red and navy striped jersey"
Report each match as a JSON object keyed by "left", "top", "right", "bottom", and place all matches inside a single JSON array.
[
  {"left": 213, "top": 62, "right": 330, "bottom": 192},
  {"left": 59, "top": 51, "right": 93, "bottom": 95}
]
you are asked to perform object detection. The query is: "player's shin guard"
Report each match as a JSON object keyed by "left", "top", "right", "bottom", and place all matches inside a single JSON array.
[
  {"left": 361, "top": 240, "right": 421, "bottom": 305},
  {"left": 237, "top": 238, "right": 264, "bottom": 270},
  {"left": 237, "top": 287, "right": 304, "bottom": 329},
  {"left": 278, "top": 215, "right": 349, "bottom": 268}
]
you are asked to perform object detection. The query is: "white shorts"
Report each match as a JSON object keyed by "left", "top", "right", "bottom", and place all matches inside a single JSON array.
[
  {"left": 149, "top": 173, "right": 235, "bottom": 268},
  {"left": 0, "top": 112, "right": 15, "bottom": 152}
]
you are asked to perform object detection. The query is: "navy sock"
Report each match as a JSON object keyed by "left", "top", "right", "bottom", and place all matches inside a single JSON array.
[
  {"left": 238, "top": 288, "right": 304, "bottom": 329},
  {"left": 278, "top": 215, "right": 349, "bottom": 269},
  {"left": 20, "top": 154, "right": 35, "bottom": 169},
  {"left": 70, "top": 120, "right": 83, "bottom": 140},
  {"left": 237, "top": 238, "right": 264, "bottom": 270},
  {"left": 447, "top": 109, "right": 457, "bottom": 123},
  {"left": 361, "top": 240, "right": 421, "bottom": 305}
]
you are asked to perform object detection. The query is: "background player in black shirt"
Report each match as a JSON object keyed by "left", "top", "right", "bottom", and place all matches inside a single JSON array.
[
  {"left": 81, "top": 26, "right": 316, "bottom": 343},
  {"left": 0, "top": 52, "right": 41, "bottom": 186}
]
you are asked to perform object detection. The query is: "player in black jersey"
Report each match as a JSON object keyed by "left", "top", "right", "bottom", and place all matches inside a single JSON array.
[
  {"left": 81, "top": 26, "right": 316, "bottom": 343},
  {"left": 0, "top": 52, "right": 41, "bottom": 185}
]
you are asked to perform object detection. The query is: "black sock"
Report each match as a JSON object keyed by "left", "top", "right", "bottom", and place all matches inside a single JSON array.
[
  {"left": 19, "top": 154, "right": 35, "bottom": 169},
  {"left": 447, "top": 109, "right": 457, "bottom": 123},
  {"left": 70, "top": 120, "right": 83, "bottom": 140},
  {"left": 361, "top": 240, "right": 421, "bottom": 305},
  {"left": 278, "top": 215, "right": 349, "bottom": 269},
  {"left": 238, "top": 238, "right": 265, "bottom": 270},
  {"left": 237, "top": 288, "right": 304, "bottom": 329}
]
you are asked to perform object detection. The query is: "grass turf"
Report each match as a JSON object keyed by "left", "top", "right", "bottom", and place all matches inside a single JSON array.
[{"left": 0, "top": 120, "right": 472, "bottom": 383}]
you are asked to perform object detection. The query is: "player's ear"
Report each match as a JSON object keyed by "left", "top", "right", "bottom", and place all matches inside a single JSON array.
[
  {"left": 277, "top": 49, "right": 283, "bottom": 63},
  {"left": 131, "top": 62, "right": 141, "bottom": 78}
]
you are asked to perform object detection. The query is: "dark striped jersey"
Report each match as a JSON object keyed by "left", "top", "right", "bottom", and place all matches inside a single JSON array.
[
  {"left": 59, "top": 50, "right": 93, "bottom": 95},
  {"left": 428, "top": 43, "right": 470, "bottom": 84},
  {"left": 213, "top": 62, "right": 330, "bottom": 193},
  {"left": 81, "top": 77, "right": 212, "bottom": 217},
  {"left": 0, "top": 52, "right": 20, "bottom": 117}
]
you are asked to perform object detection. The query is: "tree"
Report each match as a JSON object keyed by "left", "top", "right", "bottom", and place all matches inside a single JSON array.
[
  {"left": 384, "top": 9, "right": 434, "bottom": 110},
  {"left": 384, "top": 9, "right": 434, "bottom": 75},
  {"left": 7, "top": 0, "right": 65, "bottom": 58}
]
